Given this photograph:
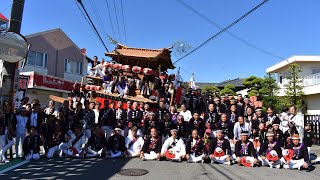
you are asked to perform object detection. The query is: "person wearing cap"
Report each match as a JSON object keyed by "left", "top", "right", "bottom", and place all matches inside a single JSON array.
[
  {"left": 209, "top": 129, "right": 232, "bottom": 165},
  {"left": 23, "top": 126, "right": 42, "bottom": 160},
  {"left": 0, "top": 110, "right": 14, "bottom": 163},
  {"left": 161, "top": 128, "right": 186, "bottom": 162},
  {"left": 202, "top": 128, "right": 213, "bottom": 158},
  {"left": 258, "top": 131, "right": 282, "bottom": 168},
  {"left": 189, "top": 112, "right": 205, "bottom": 138},
  {"left": 45, "top": 121, "right": 65, "bottom": 158},
  {"left": 179, "top": 104, "right": 192, "bottom": 122},
  {"left": 140, "top": 127, "right": 162, "bottom": 160},
  {"left": 15, "top": 107, "right": 29, "bottom": 158},
  {"left": 82, "top": 125, "right": 107, "bottom": 158},
  {"left": 185, "top": 129, "right": 207, "bottom": 163},
  {"left": 264, "top": 107, "right": 280, "bottom": 131},
  {"left": 125, "top": 126, "right": 144, "bottom": 157},
  {"left": 234, "top": 130, "right": 258, "bottom": 167},
  {"left": 282, "top": 134, "right": 309, "bottom": 170},
  {"left": 107, "top": 127, "right": 126, "bottom": 158}
]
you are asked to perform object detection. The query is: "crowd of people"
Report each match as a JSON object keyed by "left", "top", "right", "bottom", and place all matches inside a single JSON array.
[{"left": 0, "top": 91, "right": 314, "bottom": 171}]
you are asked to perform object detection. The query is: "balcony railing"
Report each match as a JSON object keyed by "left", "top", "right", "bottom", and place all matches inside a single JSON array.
[{"left": 304, "top": 72, "right": 320, "bottom": 87}]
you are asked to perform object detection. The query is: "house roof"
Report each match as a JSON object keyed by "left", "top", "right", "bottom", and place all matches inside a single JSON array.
[
  {"left": 0, "top": 13, "right": 9, "bottom": 22},
  {"left": 267, "top": 55, "right": 320, "bottom": 73},
  {"left": 105, "top": 44, "right": 175, "bottom": 69},
  {"left": 197, "top": 78, "right": 245, "bottom": 89},
  {"left": 25, "top": 28, "right": 82, "bottom": 52}
]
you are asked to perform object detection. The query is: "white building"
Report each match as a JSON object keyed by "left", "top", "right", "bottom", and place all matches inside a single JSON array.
[{"left": 267, "top": 56, "right": 320, "bottom": 115}]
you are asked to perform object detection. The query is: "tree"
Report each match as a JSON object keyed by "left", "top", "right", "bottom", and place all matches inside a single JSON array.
[
  {"left": 220, "top": 88, "right": 236, "bottom": 96},
  {"left": 225, "top": 84, "right": 236, "bottom": 91},
  {"left": 243, "top": 76, "right": 263, "bottom": 97},
  {"left": 284, "top": 63, "right": 304, "bottom": 108},
  {"left": 259, "top": 73, "right": 280, "bottom": 111},
  {"left": 202, "top": 85, "right": 220, "bottom": 96}
]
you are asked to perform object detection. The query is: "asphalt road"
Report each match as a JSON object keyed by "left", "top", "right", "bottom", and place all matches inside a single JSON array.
[{"left": 1, "top": 156, "right": 320, "bottom": 180}]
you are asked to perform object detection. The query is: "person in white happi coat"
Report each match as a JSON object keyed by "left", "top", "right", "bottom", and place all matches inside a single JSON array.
[
  {"left": 15, "top": 107, "right": 29, "bottom": 157},
  {"left": 125, "top": 126, "right": 144, "bottom": 157},
  {"left": 60, "top": 125, "right": 85, "bottom": 158},
  {"left": 161, "top": 129, "right": 186, "bottom": 162},
  {"left": 288, "top": 106, "right": 304, "bottom": 141},
  {"left": 92, "top": 58, "right": 106, "bottom": 77}
]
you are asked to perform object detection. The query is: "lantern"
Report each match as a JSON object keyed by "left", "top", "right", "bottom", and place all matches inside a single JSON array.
[
  {"left": 122, "top": 65, "right": 131, "bottom": 72},
  {"left": 104, "top": 62, "right": 111, "bottom": 68},
  {"left": 85, "top": 85, "right": 91, "bottom": 91},
  {"left": 132, "top": 66, "right": 142, "bottom": 74},
  {"left": 143, "top": 68, "right": 153, "bottom": 75},
  {"left": 95, "top": 86, "right": 101, "bottom": 91},
  {"left": 90, "top": 85, "right": 96, "bottom": 91},
  {"left": 112, "top": 63, "right": 122, "bottom": 71}
]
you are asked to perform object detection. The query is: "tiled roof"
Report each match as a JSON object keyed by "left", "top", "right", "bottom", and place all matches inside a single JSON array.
[
  {"left": 105, "top": 44, "right": 175, "bottom": 69},
  {"left": 197, "top": 78, "right": 244, "bottom": 89},
  {"left": 0, "top": 13, "right": 9, "bottom": 22}
]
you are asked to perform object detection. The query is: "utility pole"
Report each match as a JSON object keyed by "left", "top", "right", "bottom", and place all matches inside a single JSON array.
[{"left": 0, "top": 0, "right": 25, "bottom": 108}]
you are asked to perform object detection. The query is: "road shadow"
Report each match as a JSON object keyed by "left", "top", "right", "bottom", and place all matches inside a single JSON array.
[{"left": 0, "top": 157, "right": 131, "bottom": 179}]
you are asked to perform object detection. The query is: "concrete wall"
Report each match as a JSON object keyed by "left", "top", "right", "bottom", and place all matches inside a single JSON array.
[{"left": 305, "top": 94, "right": 320, "bottom": 115}]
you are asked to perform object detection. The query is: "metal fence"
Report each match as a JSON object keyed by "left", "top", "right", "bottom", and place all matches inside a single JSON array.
[{"left": 305, "top": 115, "right": 320, "bottom": 145}]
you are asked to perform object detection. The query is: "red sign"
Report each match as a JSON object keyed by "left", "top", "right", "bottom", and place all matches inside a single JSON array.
[{"left": 20, "top": 72, "right": 82, "bottom": 92}]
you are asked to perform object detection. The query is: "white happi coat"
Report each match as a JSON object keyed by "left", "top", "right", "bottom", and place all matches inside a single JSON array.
[
  {"left": 125, "top": 135, "right": 144, "bottom": 157},
  {"left": 161, "top": 136, "right": 186, "bottom": 160}
]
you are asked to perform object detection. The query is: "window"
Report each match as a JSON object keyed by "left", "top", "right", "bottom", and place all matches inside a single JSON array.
[
  {"left": 64, "top": 59, "right": 72, "bottom": 73},
  {"left": 312, "top": 68, "right": 320, "bottom": 75},
  {"left": 279, "top": 76, "right": 283, "bottom": 84},
  {"left": 27, "top": 51, "right": 48, "bottom": 68},
  {"left": 64, "top": 59, "right": 83, "bottom": 75}
]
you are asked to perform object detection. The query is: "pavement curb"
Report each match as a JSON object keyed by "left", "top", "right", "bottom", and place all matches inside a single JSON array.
[{"left": 0, "top": 160, "right": 29, "bottom": 175}]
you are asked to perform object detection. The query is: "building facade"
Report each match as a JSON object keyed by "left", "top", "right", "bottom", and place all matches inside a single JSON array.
[
  {"left": 18, "top": 28, "right": 88, "bottom": 107},
  {"left": 267, "top": 56, "right": 320, "bottom": 115}
]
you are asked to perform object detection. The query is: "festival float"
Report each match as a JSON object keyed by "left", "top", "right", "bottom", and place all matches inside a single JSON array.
[{"left": 51, "top": 44, "right": 179, "bottom": 109}]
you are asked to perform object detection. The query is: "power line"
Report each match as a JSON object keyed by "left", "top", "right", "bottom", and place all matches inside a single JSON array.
[
  {"left": 173, "top": 0, "right": 270, "bottom": 64},
  {"left": 88, "top": 0, "right": 110, "bottom": 44},
  {"left": 74, "top": 0, "right": 101, "bottom": 45},
  {"left": 104, "top": 0, "right": 116, "bottom": 40},
  {"left": 176, "top": 0, "right": 283, "bottom": 60},
  {"left": 0, "top": 3, "right": 12, "bottom": 14},
  {"left": 112, "top": 0, "right": 122, "bottom": 43},
  {"left": 120, "top": 0, "right": 127, "bottom": 43},
  {"left": 75, "top": 0, "right": 109, "bottom": 52}
]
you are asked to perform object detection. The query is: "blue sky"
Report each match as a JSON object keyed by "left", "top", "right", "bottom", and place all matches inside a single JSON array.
[{"left": 1, "top": 0, "right": 319, "bottom": 83}]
